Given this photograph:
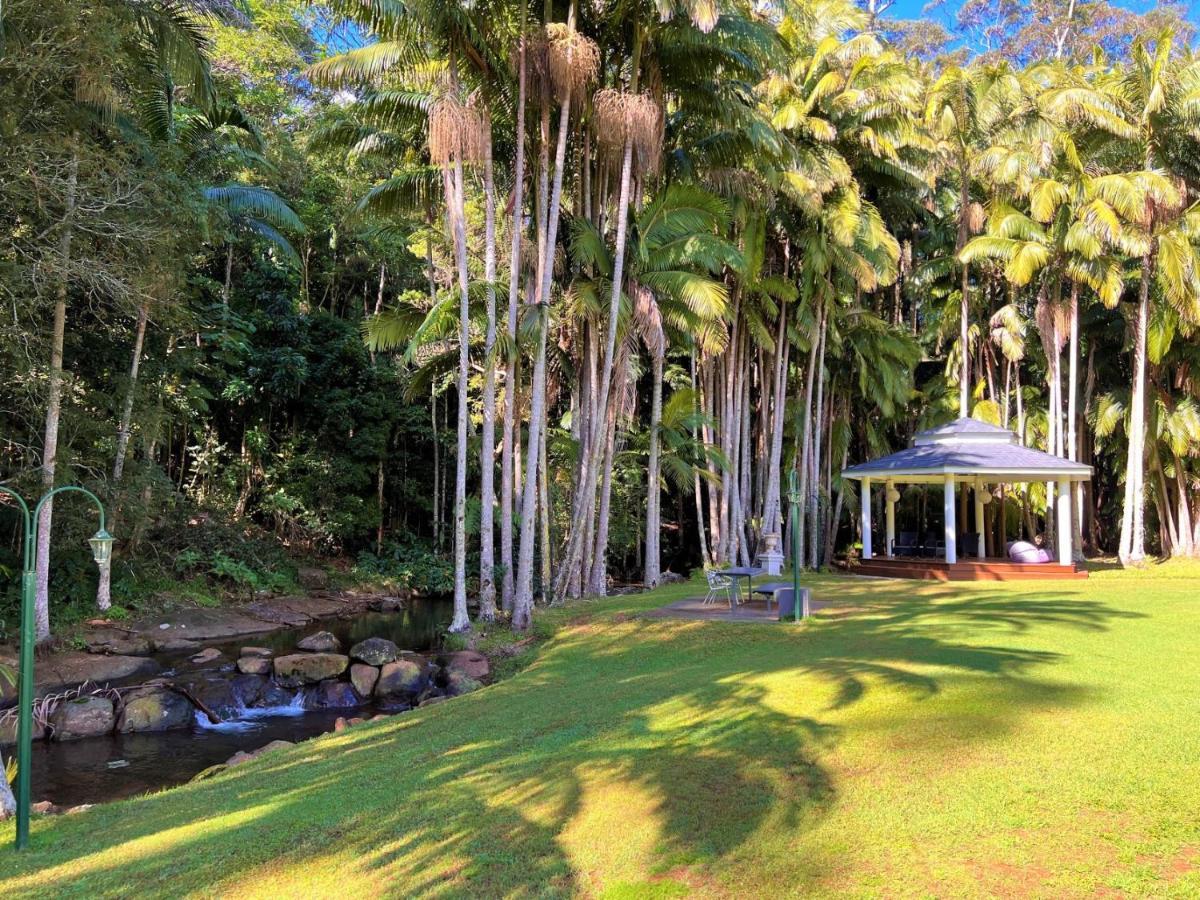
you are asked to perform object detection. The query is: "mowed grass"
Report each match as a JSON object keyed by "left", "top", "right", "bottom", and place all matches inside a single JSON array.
[{"left": 2, "top": 565, "right": 1199, "bottom": 897}]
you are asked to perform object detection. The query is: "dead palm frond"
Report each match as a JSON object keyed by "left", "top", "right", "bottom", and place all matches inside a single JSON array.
[{"left": 593, "top": 90, "right": 664, "bottom": 174}]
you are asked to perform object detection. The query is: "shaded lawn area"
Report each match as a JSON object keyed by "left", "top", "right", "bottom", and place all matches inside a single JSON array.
[{"left": 2, "top": 567, "right": 1199, "bottom": 897}]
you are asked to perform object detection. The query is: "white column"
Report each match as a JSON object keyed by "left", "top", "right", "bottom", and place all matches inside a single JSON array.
[
  {"left": 974, "top": 483, "right": 986, "bottom": 559},
  {"left": 885, "top": 480, "right": 896, "bottom": 557},
  {"left": 861, "top": 478, "right": 873, "bottom": 560},
  {"left": 1057, "top": 479, "right": 1072, "bottom": 566},
  {"left": 943, "top": 475, "right": 957, "bottom": 564}
]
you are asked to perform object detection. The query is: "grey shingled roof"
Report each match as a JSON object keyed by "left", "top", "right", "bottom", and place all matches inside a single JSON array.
[{"left": 842, "top": 418, "right": 1092, "bottom": 481}]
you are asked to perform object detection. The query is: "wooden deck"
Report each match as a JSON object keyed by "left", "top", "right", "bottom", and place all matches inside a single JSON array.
[{"left": 852, "top": 555, "right": 1088, "bottom": 581}]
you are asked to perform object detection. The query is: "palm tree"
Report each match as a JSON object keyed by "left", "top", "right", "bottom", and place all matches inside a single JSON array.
[
  {"left": 567, "top": 183, "right": 738, "bottom": 587},
  {"left": 1108, "top": 32, "right": 1200, "bottom": 564}
]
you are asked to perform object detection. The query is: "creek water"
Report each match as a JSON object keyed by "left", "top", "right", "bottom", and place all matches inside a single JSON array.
[{"left": 20, "top": 595, "right": 453, "bottom": 809}]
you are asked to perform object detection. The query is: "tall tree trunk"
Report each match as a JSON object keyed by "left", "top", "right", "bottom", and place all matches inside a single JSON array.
[
  {"left": 444, "top": 154, "right": 472, "bottom": 633},
  {"left": 808, "top": 310, "right": 827, "bottom": 567},
  {"left": 478, "top": 118, "right": 499, "bottom": 622},
  {"left": 553, "top": 122, "right": 632, "bottom": 602},
  {"left": 97, "top": 301, "right": 150, "bottom": 611},
  {"left": 222, "top": 243, "right": 233, "bottom": 304},
  {"left": 515, "top": 10, "right": 577, "bottom": 627},
  {"left": 644, "top": 350, "right": 664, "bottom": 586},
  {"left": 500, "top": 23, "right": 528, "bottom": 615},
  {"left": 957, "top": 159, "right": 971, "bottom": 418},
  {"left": 1120, "top": 254, "right": 1151, "bottom": 565},
  {"left": 762, "top": 301, "right": 790, "bottom": 536},
  {"left": 34, "top": 151, "right": 78, "bottom": 643},
  {"left": 690, "top": 349, "right": 712, "bottom": 565}
]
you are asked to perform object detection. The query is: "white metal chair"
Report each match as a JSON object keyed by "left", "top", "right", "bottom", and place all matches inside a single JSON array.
[{"left": 704, "top": 569, "right": 735, "bottom": 608}]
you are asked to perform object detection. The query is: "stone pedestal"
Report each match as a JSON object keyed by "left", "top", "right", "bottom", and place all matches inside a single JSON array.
[{"left": 759, "top": 532, "right": 783, "bottom": 575}]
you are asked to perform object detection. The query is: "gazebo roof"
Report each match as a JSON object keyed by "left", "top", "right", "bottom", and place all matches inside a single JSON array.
[{"left": 841, "top": 417, "right": 1092, "bottom": 483}]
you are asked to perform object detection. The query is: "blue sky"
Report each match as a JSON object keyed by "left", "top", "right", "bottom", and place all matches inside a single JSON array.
[{"left": 883, "top": 0, "right": 1198, "bottom": 30}]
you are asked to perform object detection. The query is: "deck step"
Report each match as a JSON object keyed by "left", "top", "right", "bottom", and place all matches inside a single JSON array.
[{"left": 854, "top": 557, "right": 1088, "bottom": 582}]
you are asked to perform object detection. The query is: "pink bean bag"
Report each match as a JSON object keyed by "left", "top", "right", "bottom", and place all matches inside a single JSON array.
[{"left": 1007, "top": 541, "right": 1049, "bottom": 564}]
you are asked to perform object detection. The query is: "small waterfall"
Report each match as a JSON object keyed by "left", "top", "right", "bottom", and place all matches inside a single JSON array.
[{"left": 193, "top": 690, "right": 307, "bottom": 732}]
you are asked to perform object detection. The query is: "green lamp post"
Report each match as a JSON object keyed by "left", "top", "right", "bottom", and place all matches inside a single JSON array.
[
  {"left": 0, "top": 485, "right": 111, "bottom": 851},
  {"left": 786, "top": 469, "right": 804, "bottom": 623}
]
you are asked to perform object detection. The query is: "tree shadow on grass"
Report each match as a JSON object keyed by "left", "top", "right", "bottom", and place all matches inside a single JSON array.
[{"left": 0, "top": 585, "right": 1137, "bottom": 897}]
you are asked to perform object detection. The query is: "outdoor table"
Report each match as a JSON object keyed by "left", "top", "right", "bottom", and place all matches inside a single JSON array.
[{"left": 715, "top": 566, "right": 764, "bottom": 604}]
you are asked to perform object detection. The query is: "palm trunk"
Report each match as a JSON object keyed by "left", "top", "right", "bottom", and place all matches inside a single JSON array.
[
  {"left": 34, "top": 151, "right": 78, "bottom": 643},
  {"left": 958, "top": 163, "right": 971, "bottom": 418},
  {"left": 444, "top": 156, "right": 472, "bottom": 632},
  {"left": 690, "top": 349, "right": 712, "bottom": 565},
  {"left": 552, "top": 131, "right": 632, "bottom": 602},
  {"left": 808, "top": 310, "right": 827, "bottom": 567},
  {"left": 644, "top": 351, "right": 664, "bottom": 586},
  {"left": 1120, "top": 254, "right": 1151, "bottom": 565},
  {"left": 478, "top": 118, "right": 499, "bottom": 622},
  {"left": 762, "top": 302, "right": 790, "bottom": 536},
  {"left": 515, "top": 12, "right": 576, "bottom": 626},
  {"left": 500, "top": 24, "right": 528, "bottom": 614},
  {"left": 222, "top": 243, "right": 233, "bottom": 304}
]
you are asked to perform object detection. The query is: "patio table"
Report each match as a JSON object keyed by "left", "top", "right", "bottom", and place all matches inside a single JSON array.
[{"left": 715, "top": 566, "right": 764, "bottom": 604}]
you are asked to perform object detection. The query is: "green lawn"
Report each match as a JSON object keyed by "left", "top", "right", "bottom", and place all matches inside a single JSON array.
[{"left": 2, "top": 566, "right": 1199, "bottom": 897}]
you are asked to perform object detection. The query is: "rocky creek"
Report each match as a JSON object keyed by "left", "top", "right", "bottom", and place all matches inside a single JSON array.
[{"left": 0, "top": 594, "right": 494, "bottom": 810}]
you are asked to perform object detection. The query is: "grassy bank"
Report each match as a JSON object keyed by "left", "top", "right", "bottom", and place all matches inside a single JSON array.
[{"left": 2, "top": 566, "right": 1198, "bottom": 897}]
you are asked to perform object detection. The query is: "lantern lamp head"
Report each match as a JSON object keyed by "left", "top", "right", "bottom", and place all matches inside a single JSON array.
[{"left": 89, "top": 528, "right": 114, "bottom": 566}]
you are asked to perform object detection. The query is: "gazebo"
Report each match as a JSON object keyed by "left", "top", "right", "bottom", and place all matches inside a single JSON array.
[{"left": 840, "top": 418, "right": 1091, "bottom": 580}]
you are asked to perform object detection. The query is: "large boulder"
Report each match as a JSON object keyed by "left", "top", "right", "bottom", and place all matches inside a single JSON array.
[
  {"left": 256, "top": 680, "right": 298, "bottom": 709},
  {"left": 297, "top": 567, "right": 330, "bottom": 590},
  {"left": 349, "top": 663, "right": 379, "bottom": 698},
  {"left": 226, "top": 739, "right": 294, "bottom": 768},
  {"left": 179, "top": 675, "right": 240, "bottom": 720},
  {"left": 231, "top": 673, "right": 267, "bottom": 707},
  {"left": 445, "top": 671, "right": 483, "bottom": 697},
  {"left": 117, "top": 687, "right": 193, "bottom": 733},
  {"left": 236, "top": 657, "right": 272, "bottom": 676},
  {"left": 50, "top": 696, "right": 115, "bottom": 740},
  {"left": 307, "top": 680, "right": 362, "bottom": 709},
  {"left": 296, "top": 631, "right": 341, "bottom": 653},
  {"left": 443, "top": 650, "right": 489, "bottom": 681},
  {"left": 376, "top": 658, "right": 427, "bottom": 698},
  {"left": 349, "top": 637, "right": 400, "bottom": 666},
  {"left": 273, "top": 652, "right": 349, "bottom": 686},
  {"left": 368, "top": 596, "right": 406, "bottom": 613}
]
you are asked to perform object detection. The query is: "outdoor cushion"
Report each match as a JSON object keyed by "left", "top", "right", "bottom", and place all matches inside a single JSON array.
[{"left": 1007, "top": 540, "right": 1046, "bottom": 564}]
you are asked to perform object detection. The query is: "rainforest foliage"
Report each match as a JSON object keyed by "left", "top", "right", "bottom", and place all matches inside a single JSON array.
[{"left": 1, "top": 0, "right": 1199, "bottom": 638}]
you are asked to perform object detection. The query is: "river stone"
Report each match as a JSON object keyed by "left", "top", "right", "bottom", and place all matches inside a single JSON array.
[
  {"left": 308, "top": 680, "right": 362, "bottom": 709},
  {"left": 49, "top": 696, "right": 115, "bottom": 740},
  {"left": 180, "top": 675, "right": 240, "bottom": 720},
  {"left": 155, "top": 638, "right": 200, "bottom": 652},
  {"left": 225, "top": 739, "right": 295, "bottom": 768},
  {"left": 443, "top": 650, "right": 489, "bottom": 680},
  {"left": 445, "top": 671, "right": 483, "bottom": 697},
  {"left": 376, "top": 658, "right": 426, "bottom": 697},
  {"left": 231, "top": 673, "right": 267, "bottom": 706},
  {"left": 349, "top": 637, "right": 400, "bottom": 666},
  {"left": 369, "top": 596, "right": 405, "bottom": 613},
  {"left": 86, "top": 635, "right": 153, "bottom": 656},
  {"left": 190, "top": 647, "right": 224, "bottom": 665},
  {"left": 236, "top": 656, "right": 272, "bottom": 676},
  {"left": 256, "top": 679, "right": 297, "bottom": 708},
  {"left": 240, "top": 646, "right": 273, "bottom": 659},
  {"left": 117, "top": 687, "right": 193, "bottom": 733},
  {"left": 297, "top": 567, "right": 330, "bottom": 590},
  {"left": 350, "top": 663, "right": 379, "bottom": 697},
  {"left": 295, "top": 631, "right": 340, "bottom": 653},
  {"left": 273, "top": 652, "right": 348, "bottom": 686}
]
